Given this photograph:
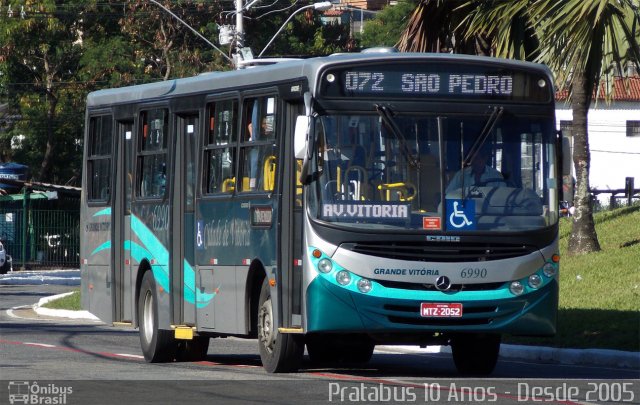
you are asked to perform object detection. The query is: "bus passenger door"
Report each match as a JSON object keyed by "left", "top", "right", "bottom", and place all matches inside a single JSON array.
[
  {"left": 172, "top": 114, "right": 199, "bottom": 325},
  {"left": 113, "top": 121, "right": 134, "bottom": 322},
  {"left": 278, "top": 102, "right": 305, "bottom": 330}
]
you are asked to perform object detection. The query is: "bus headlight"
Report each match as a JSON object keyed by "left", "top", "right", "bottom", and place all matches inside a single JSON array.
[
  {"left": 357, "top": 278, "right": 372, "bottom": 293},
  {"left": 317, "top": 258, "right": 333, "bottom": 273},
  {"left": 509, "top": 281, "right": 524, "bottom": 296},
  {"left": 543, "top": 262, "right": 556, "bottom": 277},
  {"left": 528, "top": 274, "right": 542, "bottom": 289},
  {"left": 336, "top": 270, "right": 351, "bottom": 286}
]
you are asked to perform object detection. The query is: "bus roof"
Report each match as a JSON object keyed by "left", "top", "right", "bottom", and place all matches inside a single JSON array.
[{"left": 86, "top": 53, "right": 553, "bottom": 108}]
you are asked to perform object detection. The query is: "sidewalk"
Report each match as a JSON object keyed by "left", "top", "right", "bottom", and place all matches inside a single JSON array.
[{"left": 2, "top": 269, "right": 639, "bottom": 370}]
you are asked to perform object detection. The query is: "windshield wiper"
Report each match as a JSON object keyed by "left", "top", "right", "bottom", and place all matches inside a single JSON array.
[
  {"left": 375, "top": 104, "right": 420, "bottom": 168},
  {"left": 463, "top": 106, "right": 504, "bottom": 166},
  {"left": 459, "top": 106, "right": 503, "bottom": 203}
]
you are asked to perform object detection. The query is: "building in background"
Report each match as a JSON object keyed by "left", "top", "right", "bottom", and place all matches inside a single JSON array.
[
  {"left": 556, "top": 75, "right": 640, "bottom": 207},
  {"left": 321, "top": 0, "right": 389, "bottom": 35}
]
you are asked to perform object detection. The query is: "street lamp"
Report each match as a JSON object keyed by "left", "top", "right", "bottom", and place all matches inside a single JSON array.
[{"left": 258, "top": 1, "right": 333, "bottom": 58}]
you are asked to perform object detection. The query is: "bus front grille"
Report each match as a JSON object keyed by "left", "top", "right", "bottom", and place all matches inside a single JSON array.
[
  {"left": 376, "top": 279, "right": 504, "bottom": 292},
  {"left": 341, "top": 241, "right": 536, "bottom": 262}
]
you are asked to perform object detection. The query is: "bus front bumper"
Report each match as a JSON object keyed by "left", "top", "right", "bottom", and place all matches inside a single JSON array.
[{"left": 306, "top": 275, "right": 558, "bottom": 337}]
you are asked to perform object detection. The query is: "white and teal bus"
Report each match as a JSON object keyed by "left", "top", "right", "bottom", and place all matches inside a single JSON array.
[{"left": 81, "top": 52, "right": 562, "bottom": 375}]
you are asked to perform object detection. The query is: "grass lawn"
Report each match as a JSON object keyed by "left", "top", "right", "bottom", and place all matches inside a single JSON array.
[
  {"left": 504, "top": 205, "right": 640, "bottom": 351},
  {"left": 42, "top": 289, "right": 82, "bottom": 311}
]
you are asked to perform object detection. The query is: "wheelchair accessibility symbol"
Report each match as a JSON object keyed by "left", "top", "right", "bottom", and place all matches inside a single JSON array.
[
  {"left": 446, "top": 199, "right": 476, "bottom": 230},
  {"left": 196, "top": 220, "right": 205, "bottom": 250}
]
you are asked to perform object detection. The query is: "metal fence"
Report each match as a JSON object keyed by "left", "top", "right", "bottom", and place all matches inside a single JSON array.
[{"left": 0, "top": 207, "right": 80, "bottom": 270}]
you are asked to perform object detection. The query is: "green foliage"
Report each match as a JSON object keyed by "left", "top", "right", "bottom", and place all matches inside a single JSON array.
[
  {"left": 252, "top": 13, "right": 351, "bottom": 57},
  {"left": 0, "top": 0, "right": 85, "bottom": 182},
  {"left": 360, "top": 0, "right": 418, "bottom": 49},
  {"left": 42, "top": 290, "right": 82, "bottom": 311}
]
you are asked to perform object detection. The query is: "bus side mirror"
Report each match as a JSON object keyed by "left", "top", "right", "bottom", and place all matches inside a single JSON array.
[{"left": 294, "top": 115, "right": 309, "bottom": 160}]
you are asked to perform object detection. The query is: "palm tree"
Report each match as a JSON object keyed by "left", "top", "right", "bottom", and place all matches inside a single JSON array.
[
  {"left": 397, "top": 0, "right": 640, "bottom": 255},
  {"left": 530, "top": 0, "right": 640, "bottom": 254},
  {"left": 396, "top": 0, "right": 491, "bottom": 55}
]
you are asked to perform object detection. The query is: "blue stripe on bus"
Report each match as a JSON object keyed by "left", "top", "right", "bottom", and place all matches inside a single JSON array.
[
  {"left": 129, "top": 215, "right": 215, "bottom": 308},
  {"left": 184, "top": 258, "right": 216, "bottom": 308},
  {"left": 92, "top": 207, "right": 112, "bottom": 217},
  {"left": 88, "top": 211, "right": 215, "bottom": 308},
  {"left": 90, "top": 241, "right": 111, "bottom": 256}
]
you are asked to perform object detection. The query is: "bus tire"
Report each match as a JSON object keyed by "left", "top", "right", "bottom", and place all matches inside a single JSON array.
[
  {"left": 138, "top": 271, "right": 176, "bottom": 362},
  {"left": 257, "top": 279, "right": 303, "bottom": 373},
  {"left": 451, "top": 333, "right": 500, "bottom": 375},
  {"left": 176, "top": 336, "right": 210, "bottom": 362}
]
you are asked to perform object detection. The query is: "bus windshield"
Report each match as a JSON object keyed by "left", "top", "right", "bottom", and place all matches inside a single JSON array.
[{"left": 309, "top": 111, "right": 558, "bottom": 232}]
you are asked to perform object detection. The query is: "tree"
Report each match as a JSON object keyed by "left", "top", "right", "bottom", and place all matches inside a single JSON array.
[
  {"left": 244, "top": 6, "right": 351, "bottom": 57},
  {"left": 530, "top": 0, "right": 640, "bottom": 254},
  {"left": 121, "top": 1, "right": 230, "bottom": 80},
  {"left": 0, "top": 0, "right": 85, "bottom": 183},
  {"left": 396, "top": 0, "right": 491, "bottom": 55},
  {"left": 397, "top": 0, "right": 640, "bottom": 254},
  {"left": 359, "top": 0, "right": 418, "bottom": 49}
]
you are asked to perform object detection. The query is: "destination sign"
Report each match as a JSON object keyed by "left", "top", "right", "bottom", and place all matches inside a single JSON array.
[{"left": 320, "top": 62, "right": 551, "bottom": 102}]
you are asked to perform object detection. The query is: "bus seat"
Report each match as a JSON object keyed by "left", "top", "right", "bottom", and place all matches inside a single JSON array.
[
  {"left": 222, "top": 177, "right": 235, "bottom": 193},
  {"left": 263, "top": 155, "right": 276, "bottom": 191},
  {"left": 343, "top": 165, "right": 367, "bottom": 200}
]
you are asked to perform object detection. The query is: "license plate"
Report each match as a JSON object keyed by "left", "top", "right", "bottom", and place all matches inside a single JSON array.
[{"left": 420, "top": 303, "right": 463, "bottom": 317}]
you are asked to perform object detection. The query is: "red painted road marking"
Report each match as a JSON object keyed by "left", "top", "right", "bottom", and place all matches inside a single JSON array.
[{"left": 0, "top": 338, "right": 587, "bottom": 404}]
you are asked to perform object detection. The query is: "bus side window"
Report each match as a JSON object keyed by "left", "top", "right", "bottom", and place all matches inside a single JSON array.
[
  {"left": 87, "top": 115, "right": 113, "bottom": 203},
  {"left": 205, "top": 99, "right": 238, "bottom": 194},
  {"left": 240, "top": 96, "right": 277, "bottom": 192},
  {"left": 137, "top": 109, "right": 168, "bottom": 199}
]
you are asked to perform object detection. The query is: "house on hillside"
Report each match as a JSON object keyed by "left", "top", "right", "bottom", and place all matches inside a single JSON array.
[
  {"left": 322, "top": 0, "right": 390, "bottom": 35},
  {"left": 556, "top": 76, "right": 640, "bottom": 207}
]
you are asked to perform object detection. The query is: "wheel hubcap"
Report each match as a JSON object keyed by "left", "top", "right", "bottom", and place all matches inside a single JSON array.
[
  {"left": 142, "top": 291, "right": 154, "bottom": 344},
  {"left": 258, "top": 297, "right": 274, "bottom": 354}
]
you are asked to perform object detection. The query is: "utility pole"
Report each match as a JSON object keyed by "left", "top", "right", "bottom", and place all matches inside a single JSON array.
[{"left": 235, "top": 0, "right": 244, "bottom": 67}]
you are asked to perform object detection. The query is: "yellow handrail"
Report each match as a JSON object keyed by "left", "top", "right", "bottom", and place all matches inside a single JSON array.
[{"left": 377, "top": 182, "right": 416, "bottom": 201}]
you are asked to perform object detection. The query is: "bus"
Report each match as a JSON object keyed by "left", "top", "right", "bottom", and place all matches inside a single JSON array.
[{"left": 81, "top": 52, "right": 563, "bottom": 375}]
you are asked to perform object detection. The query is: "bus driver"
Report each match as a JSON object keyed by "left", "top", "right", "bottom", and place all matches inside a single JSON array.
[{"left": 446, "top": 146, "right": 505, "bottom": 192}]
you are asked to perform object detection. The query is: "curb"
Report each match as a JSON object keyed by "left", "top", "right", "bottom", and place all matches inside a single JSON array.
[
  {"left": 33, "top": 292, "right": 100, "bottom": 321},
  {"left": 376, "top": 344, "right": 640, "bottom": 370}
]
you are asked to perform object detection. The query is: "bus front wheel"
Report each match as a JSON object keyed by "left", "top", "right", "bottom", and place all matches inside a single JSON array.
[
  {"left": 257, "top": 279, "right": 304, "bottom": 373},
  {"left": 451, "top": 333, "right": 500, "bottom": 375},
  {"left": 138, "top": 271, "right": 176, "bottom": 362}
]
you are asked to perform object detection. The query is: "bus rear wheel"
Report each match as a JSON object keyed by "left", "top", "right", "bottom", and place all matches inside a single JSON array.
[
  {"left": 257, "top": 279, "right": 304, "bottom": 373},
  {"left": 138, "top": 271, "right": 176, "bottom": 362},
  {"left": 451, "top": 333, "right": 500, "bottom": 375}
]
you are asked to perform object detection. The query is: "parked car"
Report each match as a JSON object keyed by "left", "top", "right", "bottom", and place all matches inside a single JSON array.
[{"left": 0, "top": 240, "right": 12, "bottom": 274}]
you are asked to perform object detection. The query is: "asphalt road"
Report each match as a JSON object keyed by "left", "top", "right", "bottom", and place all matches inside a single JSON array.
[{"left": 1, "top": 284, "right": 639, "bottom": 405}]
